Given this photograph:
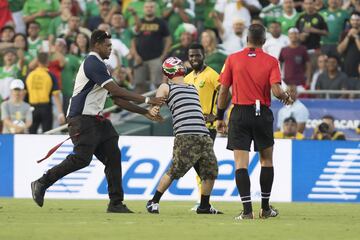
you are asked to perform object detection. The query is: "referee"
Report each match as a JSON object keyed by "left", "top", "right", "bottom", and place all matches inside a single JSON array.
[
  {"left": 31, "top": 30, "right": 164, "bottom": 213},
  {"left": 217, "top": 24, "right": 293, "bottom": 220}
]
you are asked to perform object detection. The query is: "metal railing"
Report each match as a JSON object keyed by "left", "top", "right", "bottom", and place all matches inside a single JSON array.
[{"left": 44, "top": 90, "right": 157, "bottom": 135}]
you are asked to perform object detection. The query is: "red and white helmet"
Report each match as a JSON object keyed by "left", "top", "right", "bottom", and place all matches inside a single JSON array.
[{"left": 162, "top": 57, "right": 186, "bottom": 79}]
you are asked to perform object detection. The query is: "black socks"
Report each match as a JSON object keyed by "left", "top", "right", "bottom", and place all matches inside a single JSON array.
[
  {"left": 260, "top": 167, "right": 274, "bottom": 211},
  {"left": 235, "top": 168, "right": 252, "bottom": 214},
  {"left": 152, "top": 190, "right": 163, "bottom": 203}
]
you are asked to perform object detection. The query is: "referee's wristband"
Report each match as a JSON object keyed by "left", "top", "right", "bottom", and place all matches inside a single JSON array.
[{"left": 217, "top": 108, "right": 226, "bottom": 121}]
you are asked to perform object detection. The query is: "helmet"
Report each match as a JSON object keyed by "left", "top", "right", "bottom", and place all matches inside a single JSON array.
[{"left": 162, "top": 57, "right": 186, "bottom": 79}]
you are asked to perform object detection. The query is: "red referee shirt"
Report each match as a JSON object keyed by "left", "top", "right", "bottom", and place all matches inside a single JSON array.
[{"left": 220, "top": 48, "right": 281, "bottom": 107}]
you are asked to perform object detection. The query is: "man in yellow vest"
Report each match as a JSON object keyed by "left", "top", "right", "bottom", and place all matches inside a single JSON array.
[{"left": 184, "top": 43, "right": 220, "bottom": 210}]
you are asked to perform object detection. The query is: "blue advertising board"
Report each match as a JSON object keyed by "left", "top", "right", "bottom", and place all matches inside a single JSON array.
[
  {"left": 292, "top": 140, "right": 360, "bottom": 202},
  {"left": 0, "top": 135, "right": 13, "bottom": 197}
]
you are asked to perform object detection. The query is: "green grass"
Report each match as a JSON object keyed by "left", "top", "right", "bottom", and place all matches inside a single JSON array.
[{"left": 0, "top": 199, "right": 360, "bottom": 240}]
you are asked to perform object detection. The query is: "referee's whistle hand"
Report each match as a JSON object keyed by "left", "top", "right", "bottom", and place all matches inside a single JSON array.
[
  {"left": 216, "top": 120, "right": 227, "bottom": 134},
  {"left": 283, "top": 95, "right": 294, "bottom": 105},
  {"left": 149, "top": 97, "right": 166, "bottom": 106}
]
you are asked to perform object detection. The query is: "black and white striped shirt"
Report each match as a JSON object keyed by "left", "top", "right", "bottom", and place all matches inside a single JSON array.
[{"left": 167, "top": 83, "right": 210, "bottom": 136}]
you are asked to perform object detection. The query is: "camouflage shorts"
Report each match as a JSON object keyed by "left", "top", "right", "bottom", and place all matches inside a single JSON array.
[{"left": 167, "top": 135, "right": 218, "bottom": 180}]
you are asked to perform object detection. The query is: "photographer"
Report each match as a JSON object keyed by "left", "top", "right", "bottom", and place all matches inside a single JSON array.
[{"left": 312, "top": 115, "right": 346, "bottom": 140}]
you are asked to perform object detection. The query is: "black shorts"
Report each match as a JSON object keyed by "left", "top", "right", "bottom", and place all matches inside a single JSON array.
[{"left": 227, "top": 105, "right": 274, "bottom": 152}]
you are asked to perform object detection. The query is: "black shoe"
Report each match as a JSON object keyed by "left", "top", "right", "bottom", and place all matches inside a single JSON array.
[
  {"left": 31, "top": 180, "right": 46, "bottom": 207},
  {"left": 196, "top": 205, "right": 223, "bottom": 214},
  {"left": 146, "top": 200, "right": 159, "bottom": 214},
  {"left": 259, "top": 205, "right": 279, "bottom": 219},
  {"left": 107, "top": 203, "right": 134, "bottom": 213}
]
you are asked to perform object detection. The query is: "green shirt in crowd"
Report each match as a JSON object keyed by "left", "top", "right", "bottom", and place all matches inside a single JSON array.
[
  {"left": 61, "top": 54, "right": 82, "bottom": 97},
  {"left": 22, "top": 0, "right": 60, "bottom": 38},
  {"left": 205, "top": 50, "right": 227, "bottom": 74},
  {"left": 278, "top": 11, "right": 299, "bottom": 35},
  {"left": 0, "top": 64, "right": 21, "bottom": 100},
  {"left": 260, "top": 3, "right": 283, "bottom": 27},
  {"left": 84, "top": 0, "right": 118, "bottom": 20},
  {"left": 27, "top": 37, "right": 42, "bottom": 59},
  {"left": 165, "top": 3, "right": 194, "bottom": 39},
  {"left": 48, "top": 16, "right": 68, "bottom": 39},
  {"left": 111, "top": 28, "right": 133, "bottom": 48},
  {"left": 320, "top": 8, "right": 349, "bottom": 45},
  {"left": 195, "top": 0, "right": 216, "bottom": 29},
  {"left": 123, "top": 0, "right": 162, "bottom": 27},
  {"left": 8, "top": 0, "right": 25, "bottom": 12}
]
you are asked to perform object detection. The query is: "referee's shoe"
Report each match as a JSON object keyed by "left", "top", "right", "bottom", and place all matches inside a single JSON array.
[{"left": 259, "top": 205, "right": 279, "bottom": 219}]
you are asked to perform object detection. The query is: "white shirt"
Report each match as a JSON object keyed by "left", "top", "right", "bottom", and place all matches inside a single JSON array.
[
  {"left": 276, "top": 99, "right": 310, "bottom": 129},
  {"left": 311, "top": 70, "right": 324, "bottom": 90},
  {"left": 104, "top": 38, "right": 129, "bottom": 70},
  {"left": 221, "top": 28, "right": 247, "bottom": 54},
  {"left": 215, "top": 1, "right": 251, "bottom": 29},
  {"left": 263, "top": 34, "right": 289, "bottom": 59},
  {"left": 244, "top": 0, "right": 262, "bottom": 10}
]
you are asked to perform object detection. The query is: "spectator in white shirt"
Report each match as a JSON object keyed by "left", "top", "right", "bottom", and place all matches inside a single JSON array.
[
  {"left": 97, "top": 23, "right": 129, "bottom": 70},
  {"left": 310, "top": 54, "right": 328, "bottom": 90},
  {"left": 213, "top": 15, "right": 247, "bottom": 55},
  {"left": 214, "top": 0, "right": 251, "bottom": 31},
  {"left": 263, "top": 21, "right": 290, "bottom": 59},
  {"left": 276, "top": 84, "right": 309, "bottom": 133}
]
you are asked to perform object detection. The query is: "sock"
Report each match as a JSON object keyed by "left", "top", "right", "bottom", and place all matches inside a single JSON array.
[
  {"left": 199, "top": 195, "right": 210, "bottom": 209},
  {"left": 152, "top": 190, "right": 164, "bottom": 203},
  {"left": 235, "top": 168, "right": 252, "bottom": 214},
  {"left": 260, "top": 167, "right": 274, "bottom": 211}
]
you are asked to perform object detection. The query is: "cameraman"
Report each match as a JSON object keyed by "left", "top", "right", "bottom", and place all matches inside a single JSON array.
[{"left": 312, "top": 115, "right": 346, "bottom": 140}]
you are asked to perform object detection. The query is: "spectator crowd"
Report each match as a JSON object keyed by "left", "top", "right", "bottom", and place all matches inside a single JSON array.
[{"left": 0, "top": 0, "right": 359, "bottom": 135}]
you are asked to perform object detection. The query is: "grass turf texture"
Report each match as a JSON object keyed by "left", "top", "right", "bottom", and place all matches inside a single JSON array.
[{"left": 0, "top": 199, "right": 359, "bottom": 240}]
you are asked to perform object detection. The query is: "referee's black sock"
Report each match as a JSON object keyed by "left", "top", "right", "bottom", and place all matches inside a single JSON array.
[
  {"left": 199, "top": 195, "right": 210, "bottom": 209},
  {"left": 151, "top": 190, "right": 163, "bottom": 203},
  {"left": 260, "top": 166, "right": 274, "bottom": 211},
  {"left": 235, "top": 168, "right": 252, "bottom": 214}
]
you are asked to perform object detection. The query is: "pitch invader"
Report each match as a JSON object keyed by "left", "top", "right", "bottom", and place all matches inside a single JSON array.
[{"left": 146, "top": 57, "right": 223, "bottom": 214}]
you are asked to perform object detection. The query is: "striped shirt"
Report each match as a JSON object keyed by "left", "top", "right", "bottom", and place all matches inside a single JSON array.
[{"left": 167, "top": 83, "right": 209, "bottom": 136}]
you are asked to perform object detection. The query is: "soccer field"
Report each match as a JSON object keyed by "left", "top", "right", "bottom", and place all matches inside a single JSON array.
[{"left": 0, "top": 199, "right": 359, "bottom": 240}]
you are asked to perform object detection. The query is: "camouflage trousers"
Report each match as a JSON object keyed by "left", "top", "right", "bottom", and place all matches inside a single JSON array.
[{"left": 167, "top": 135, "right": 218, "bottom": 180}]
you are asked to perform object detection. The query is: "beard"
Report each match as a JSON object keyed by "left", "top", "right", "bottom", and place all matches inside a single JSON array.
[{"left": 191, "top": 61, "right": 203, "bottom": 71}]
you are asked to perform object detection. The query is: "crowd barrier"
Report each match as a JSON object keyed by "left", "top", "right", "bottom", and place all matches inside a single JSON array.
[{"left": 1, "top": 135, "right": 359, "bottom": 203}]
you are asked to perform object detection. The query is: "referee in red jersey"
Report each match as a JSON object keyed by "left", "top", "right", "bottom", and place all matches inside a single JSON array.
[{"left": 217, "top": 24, "right": 293, "bottom": 220}]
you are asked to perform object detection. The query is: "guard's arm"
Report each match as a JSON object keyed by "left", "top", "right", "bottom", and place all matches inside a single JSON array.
[
  {"left": 112, "top": 97, "right": 148, "bottom": 115},
  {"left": 104, "top": 81, "right": 165, "bottom": 105}
]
